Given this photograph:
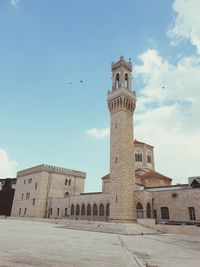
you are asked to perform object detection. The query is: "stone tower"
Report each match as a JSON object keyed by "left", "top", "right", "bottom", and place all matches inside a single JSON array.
[{"left": 107, "top": 56, "right": 136, "bottom": 222}]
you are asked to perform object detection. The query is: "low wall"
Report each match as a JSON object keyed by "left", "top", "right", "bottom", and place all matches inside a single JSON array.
[{"left": 138, "top": 219, "right": 200, "bottom": 235}]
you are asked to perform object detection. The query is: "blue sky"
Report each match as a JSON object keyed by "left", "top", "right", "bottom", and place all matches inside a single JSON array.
[{"left": 1, "top": 0, "right": 200, "bottom": 192}]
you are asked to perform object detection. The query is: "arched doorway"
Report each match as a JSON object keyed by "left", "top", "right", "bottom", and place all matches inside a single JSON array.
[{"left": 136, "top": 202, "right": 144, "bottom": 219}]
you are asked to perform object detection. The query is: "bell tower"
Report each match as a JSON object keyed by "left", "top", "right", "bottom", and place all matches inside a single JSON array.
[{"left": 107, "top": 56, "right": 136, "bottom": 222}]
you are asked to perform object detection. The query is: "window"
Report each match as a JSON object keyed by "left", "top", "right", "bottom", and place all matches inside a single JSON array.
[
  {"left": 106, "top": 203, "right": 109, "bottom": 217},
  {"left": 19, "top": 208, "right": 21, "bottom": 215},
  {"left": 26, "top": 193, "right": 30, "bottom": 200},
  {"left": 28, "top": 178, "right": 32, "bottom": 184},
  {"left": 57, "top": 208, "right": 60, "bottom": 216},
  {"left": 93, "top": 204, "right": 98, "bottom": 216},
  {"left": 161, "top": 207, "right": 169, "bottom": 220},
  {"left": 188, "top": 207, "right": 196, "bottom": 220},
  {"left": 21, "top": 193, "right": 24, "bottom": 200},
  {"left": 35, "top": 182, "right": 37, "bottom": 190},
  {"left": 135, "top": 151, "right": 142, "bottom": 162},
  {"left": 125, "top": 73, "right": 129, "bottom": 88},
  {"left": 64, "top": 192, "right": 69, "bottom": 198},
  {"left": 32, "top": 198, "right": 35, "bottom": 206},
  {"left": 81, "top": 204, "right": 85, "bottom": 216},
  {"left": 146, "top": 202, "right": 151, "bottom": 218},
  {"left": 115, "top": 73, "right": 120, "bottom": 89},
  {"left": 68, "top": 179, "right": 71, "bottom": 186},
  {"left": 115, "top": 157, "right": 118, "bottom": 164},
  {"left": 65, "top": 179, "right": 68, "bottom": 186},
  {"left": 65, "top": 208, "right": 68, "bottom": 216},
  {"left": 99, "top": 204, "right": 104, "bottom": 216},
  {"left": 24, "top": 179, "right": 26, "bottom": 184},
  {"left": 147, "top": 153, "right": 152, "bottom": 163},
  {"left": 50, "top": 208, "right": 52, "bottom": 215},
  {"left": 24, "top": 208, "right": 27, "bottom": 215},
  {"left": 71, "top": 204, "right": 74, "bottom": 216},
  {"left": 87, "top": 204, "right": 91, "bottom": 216},
  {"left": 76, "top": 204, "right": 80, "bottom": 216}
]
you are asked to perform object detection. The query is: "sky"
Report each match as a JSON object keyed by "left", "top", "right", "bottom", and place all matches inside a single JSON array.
[{"left": 0, "top": 0, "right": 200, "bottom": 192}]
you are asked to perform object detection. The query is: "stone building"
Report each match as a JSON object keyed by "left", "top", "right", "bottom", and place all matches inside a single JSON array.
[{"left": 11, "top": 57, "right": 200, "bottom": 223}]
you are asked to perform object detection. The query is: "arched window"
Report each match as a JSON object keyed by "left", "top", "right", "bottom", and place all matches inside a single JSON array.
[
  {"left": 135, "top": 150, "right": 142, "bottom": 162},
  {"left": 147, "top": 152, "right": 152, "bottom": 163},
  {"left": 68, "top": 179, "right": 71, "bottom": 186},
  {"left": 146, "top": 202, "right": 151, "bottom": 218},
  {"left": 125, "top": 73, "right": 129, "bottom": 88},
  {"left": 136, "top": 202, "right": 144, "bottom": 219},
  {"left": 161, "top": 207, "right": 169, "bottom": 219},
  {"left": 65, "top": 179, "right": 68, "bottom": 186},
  {"left": 76, "top": 204, "right": 80, "bottom": 216},
  {"left": 64, "top": 192, "right": 69, "bottom": 198},
  {"left": 81, "top": 204, "right": 85, "bottom": 216},
  {"left": 71, "top": 204, "right": 74, "bottom": 215},
  {"left": 115, "top": 73, "right": 120, "bottom": 89},
  {"left": 93, "top": 204, "right": 98, "bottom": 216},
  {"left": 87, "top": 204, "right": 91, "bottom": 216},
  {"left": 106, "top": 203, "right": 109, "bottom": 217},
  {"left": 99, "top": 204, "right": 104, "bottom": 216}
]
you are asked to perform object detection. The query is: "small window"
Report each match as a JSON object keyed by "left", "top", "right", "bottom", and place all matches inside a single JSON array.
[
  {"left": 65, "top": 208, "right": 68, "bottom": 216},
  {"left": 28, "top": 178, "right": 32, "bottom": 184},
  {"left": 161, "top": 207, "right": 169, "bottom": 220},
  {"left": 188, "top": 207, "right": 196, "bottom": 220},
  {"left": 19, "top": 208, "right": 21, "bottom": 215},
  {"left": 125, "top": 73, "right": 129, "bottom": 88},
  {"left": 24, "top": 208, "right": 27, "bottom": 215},
  {"left": 65, "top": 179, "right": 68, "bottom": 186},
  {"left": 57, "top": 208, "right": 60, "bottom": 216},
  {"left": 68, "top": 179, "right": 71, "bottom": 186},
  {"left": 26, "top": 193, "right": 30, "bottom": 200},
  {"left": 115, "top": 157, "right": 118, "bottom": 164},
  {"left": 50, "top": 208, "right": 52, "bottom": 215},
  {"left": 71, "top": 204, "right": 74, "bottom": 215},
  {"left": 64, "top": 192, "right": 69, "bottom": 198},
  {"left": 35, "top": 182, "right": 37, "bottom": 190},
  {"left": 115, "top": 73, "right": 120, "bottom": 89},
  {"left": 32, "top": 198, "right": 35, "bottom": 206},
  {"left": 21, "top": 193, "right": 24, "bottom": 200},
  {"left": 24, "top": 179, "right": 26, "bottom": 184},
  {"left": 147, "top": 153, "right": 152, "bottom": 163},
  {"left": 135, "top": 151, "right": 142, "bottom": 162}
]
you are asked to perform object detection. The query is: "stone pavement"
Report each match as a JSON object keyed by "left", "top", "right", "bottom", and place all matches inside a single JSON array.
[{"left": 0, "top": 219, "right": 200, "bottom": 267}]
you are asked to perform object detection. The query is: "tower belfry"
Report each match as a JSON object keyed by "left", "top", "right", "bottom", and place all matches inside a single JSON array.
[{"left": 107, "top": 56, "right": 136, "bottom": 222}]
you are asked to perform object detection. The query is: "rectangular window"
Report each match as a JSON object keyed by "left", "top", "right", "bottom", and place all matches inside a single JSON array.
[
  {"left": 35, "top": 182, "right": 37, "bottom": 190},
  {"left": 24, "top": 179, "right": 26, "bottom": 184},
  {"left": 21, "top": 193, "right": 24, "bottom": 200},
  {"left": 50, "top": 208, "right": 52, "bottom": 215},
  {"left": 161, "top": 207, "right": 169, "bottom": 220},
  {"left": 65, "top": 208, "right": 68, "bottom": 216},
  {"left": 32, "top": 198, "right": 35, "bottom": 206},
  {"left": 24, "top": 208, "right": 27, "bottom": 215},
  {"left": 26, "top": 193, "right": 30, "bottom": 200},
  {"left": 28, "top": 178, "right": 32, "bottom": 184},
  {"left": 57, "top": 208, "right": 59, "bottom": 216},
  {"left": 19, "top": 208, "right": 21, "bottom": 215},
  {"left": 188, "top": 207, "right": 196, "bottom": 220}
]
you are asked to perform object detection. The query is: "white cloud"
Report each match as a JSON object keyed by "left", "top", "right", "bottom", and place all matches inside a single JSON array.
[
  {"left": 134, "top": 48, "right": 200, "bottom": 184},
  {"left": 0, "top": 149, "right": 17, "bottom": 177},
  {"left": 85, "top": 128, "right": 109, "bottom": 139},
  {"left": 168, "top": 0, "right": 200, "bottom": 54},
  {"left": 10, "top": 0, "right": 20, "bottom": 6}
]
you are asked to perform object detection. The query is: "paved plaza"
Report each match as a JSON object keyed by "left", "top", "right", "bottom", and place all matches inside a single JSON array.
[{"left": 0, "top": 219, "right": 200, "bottom": 267}]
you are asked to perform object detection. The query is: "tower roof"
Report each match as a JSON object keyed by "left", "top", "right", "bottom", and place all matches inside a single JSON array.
[{"left": 111, "top": 56, "right": 132, "bottom": 72}]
